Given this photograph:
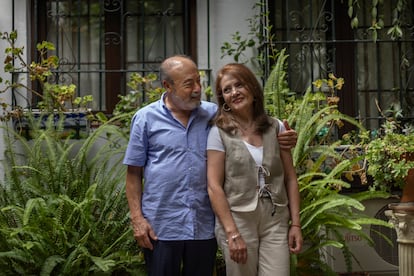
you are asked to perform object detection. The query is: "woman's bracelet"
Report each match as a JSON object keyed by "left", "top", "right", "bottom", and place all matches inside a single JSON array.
[
  {"left": 225, "top": 233, "right": 241, "bottom": 243},
  {"left": 231, "top": 233, "right": 240, "bottom": 241},
  {"left": 290, "top": 224, "right": 301, "bottom": 228}
]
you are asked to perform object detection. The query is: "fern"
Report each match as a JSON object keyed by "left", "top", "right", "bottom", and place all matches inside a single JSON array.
[
  {"left": 0, "top": 114, "right": 145, "bottom": 275},
  {"left": 263, "top": 49, "right": 394, "bottom": 275},
  {"left": 264, "top": 48, "right": 291, "bottom": 118}
]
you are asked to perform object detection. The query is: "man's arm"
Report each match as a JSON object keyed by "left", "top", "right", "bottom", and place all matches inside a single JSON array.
[
  {"left": 278, "top": 120, "right": 297, "bottom": 150},
  {"left": 126, "top": 165, "right": 157, "bottom": 249}
]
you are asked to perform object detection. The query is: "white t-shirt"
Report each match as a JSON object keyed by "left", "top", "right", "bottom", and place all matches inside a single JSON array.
[{"left": 206, "top": 119, "right": 286, "bottom": 188}]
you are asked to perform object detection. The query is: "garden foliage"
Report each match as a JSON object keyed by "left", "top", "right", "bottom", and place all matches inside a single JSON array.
[{"left": 0, "top": 114, "right": 146, "bottom": 275}]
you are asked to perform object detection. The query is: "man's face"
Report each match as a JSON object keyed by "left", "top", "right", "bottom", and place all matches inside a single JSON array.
[{"left": 164, "top": 59, "right": 202, "bottom": 112}]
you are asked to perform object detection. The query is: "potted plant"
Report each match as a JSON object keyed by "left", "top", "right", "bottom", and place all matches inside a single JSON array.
[
  {"left": 363, "top": 107, "right": 414, "bottom": 203},
  {"left": 363, "top": 105, "right": 414, "bottom": 276},
  {"left": 0, "top": 30, "right": 93, "bottom": 138}
]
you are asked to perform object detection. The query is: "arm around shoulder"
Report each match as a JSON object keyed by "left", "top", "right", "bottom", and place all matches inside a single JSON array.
[{"left": 278, "top": 119, "right": 297, "bottom": 150}]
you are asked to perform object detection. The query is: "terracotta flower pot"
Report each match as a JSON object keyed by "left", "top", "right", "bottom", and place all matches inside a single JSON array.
[{"left": 401, "top": 168, "right": 414, "bottom": 203}]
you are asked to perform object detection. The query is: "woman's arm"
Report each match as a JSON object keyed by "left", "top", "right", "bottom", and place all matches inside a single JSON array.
[
  {"left": 207, "top": 149, "right": 247, "bottom": 264},
  {"left": 280, "top": 149, "right": 303, "bottom": 254}
]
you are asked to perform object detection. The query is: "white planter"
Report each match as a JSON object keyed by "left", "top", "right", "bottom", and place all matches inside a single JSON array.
[{"left": 386, "top": 203, "right": 414, "bottom": 276}]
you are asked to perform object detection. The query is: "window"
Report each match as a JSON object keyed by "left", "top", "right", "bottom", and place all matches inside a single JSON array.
[
  {"left": 31, "top": 0, "right": 196, "bottom": 112},
  {"left": 269, "top": 0, "right": 414, "bottom": 132}
]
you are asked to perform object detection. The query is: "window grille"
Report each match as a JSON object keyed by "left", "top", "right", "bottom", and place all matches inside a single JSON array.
[
  {"left": 26, "top": 0, "right": 196, "bottom": 112},
  {"left": 269, "top": 0, "right": 414, "bottom": 132}
]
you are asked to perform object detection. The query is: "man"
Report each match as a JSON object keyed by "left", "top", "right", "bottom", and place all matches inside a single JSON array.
[{"left": 123, "top": 55, "right": 297, "bottom": 276}]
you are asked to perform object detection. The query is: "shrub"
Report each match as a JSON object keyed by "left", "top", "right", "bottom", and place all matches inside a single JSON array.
[{"left": 0, "top": 115, "right": 145, "bottom": 275}]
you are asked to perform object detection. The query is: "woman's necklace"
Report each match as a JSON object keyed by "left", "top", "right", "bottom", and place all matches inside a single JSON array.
[
  {"left": 238, "top": 121, "right": 262, "bottom": 146},
  {"left": 238, "top": 121, "right": 255, "bottom": 135}
]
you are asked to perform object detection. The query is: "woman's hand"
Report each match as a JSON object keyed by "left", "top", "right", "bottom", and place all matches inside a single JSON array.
[
  {"left": 288, "top": 225, "right": 303, "bottom": 254},
  {"left": 227, "top": 233, "right": 248, "bottom": 264}
]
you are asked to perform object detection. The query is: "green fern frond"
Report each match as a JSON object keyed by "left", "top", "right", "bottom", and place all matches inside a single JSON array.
[
  {"left": 264, "top": 48, "right": 291, "bottom": 118},
  {"left": 40, "top": 255, "right": 65, "bottom": 276}
]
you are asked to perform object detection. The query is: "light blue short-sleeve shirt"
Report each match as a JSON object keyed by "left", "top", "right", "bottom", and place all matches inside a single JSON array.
[{"left": 123, "top": 94, "right": 217, "bottom": 240}]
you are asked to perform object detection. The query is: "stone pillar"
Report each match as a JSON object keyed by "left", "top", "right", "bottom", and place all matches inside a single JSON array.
[{"left": 386, "top": 203, "right": 414, "bottom": 276}]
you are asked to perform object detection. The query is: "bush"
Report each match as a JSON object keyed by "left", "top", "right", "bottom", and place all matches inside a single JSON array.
[{"left": 0, "top": 115, "right": 145, "bottom": 275}]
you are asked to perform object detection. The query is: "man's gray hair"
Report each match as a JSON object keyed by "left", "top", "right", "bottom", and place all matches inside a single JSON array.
[{"left": 159, "top": 55, "right": 195, "bottom": 84}]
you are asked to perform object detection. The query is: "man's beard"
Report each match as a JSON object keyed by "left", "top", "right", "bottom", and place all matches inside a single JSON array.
[{"left": 171, "top": 92, "right": 201, "bottom": 111}]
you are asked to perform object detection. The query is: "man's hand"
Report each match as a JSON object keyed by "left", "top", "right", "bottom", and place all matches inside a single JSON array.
[
  {"left": 278, "top": 120, "right": 297, "bottom": 150},
  {"left": 131, "top": 216, "right": 157, "bottom": 250}
]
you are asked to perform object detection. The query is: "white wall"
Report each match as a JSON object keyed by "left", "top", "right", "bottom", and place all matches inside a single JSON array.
[
  {"left": 197, "top": 0, "right": 257, "bottom": 100},
  {"left": 0, "top": 0, "right": 28, "bottom": 183}
]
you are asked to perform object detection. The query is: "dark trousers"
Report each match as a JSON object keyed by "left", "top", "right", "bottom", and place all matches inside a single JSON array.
[{"left": 143, "top": 238, "right": 217, "bottom": 276}]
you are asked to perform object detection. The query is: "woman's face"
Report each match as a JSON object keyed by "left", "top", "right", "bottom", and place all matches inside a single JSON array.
[{"left": 220, "top": 74, "right": 254, "bottom": 115}]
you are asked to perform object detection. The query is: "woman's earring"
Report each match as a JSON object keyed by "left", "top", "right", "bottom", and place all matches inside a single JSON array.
[{"left": 223, "top": 103, "right": 231, "bottom": 112}]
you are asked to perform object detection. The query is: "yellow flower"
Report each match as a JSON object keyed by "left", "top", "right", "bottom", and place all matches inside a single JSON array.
[
  {"left": 327, "top": 79, "right": 334, "bottom": 89},
  {"left": 335, "top": 78, "right": 344, "bottom": 90},
  {"left": 328, "top": 73, "right": 337, "bottom": 80},
  {"left": 313, "top": 79, "right": 323, "bottom": 89}
]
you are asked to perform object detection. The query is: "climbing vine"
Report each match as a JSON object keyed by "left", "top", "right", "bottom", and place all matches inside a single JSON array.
[{"left": 347, "top": 0, "right": 407, "bottom": 41}]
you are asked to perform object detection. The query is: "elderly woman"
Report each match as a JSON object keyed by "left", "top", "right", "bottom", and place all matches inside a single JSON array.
[{"left": 207, "top": 63, "right": 302, "bottom": 276}]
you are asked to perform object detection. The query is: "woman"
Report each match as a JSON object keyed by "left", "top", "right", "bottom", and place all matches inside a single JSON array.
[{"left": 207, "top": 63, "right": 302, "bottom": 276}]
